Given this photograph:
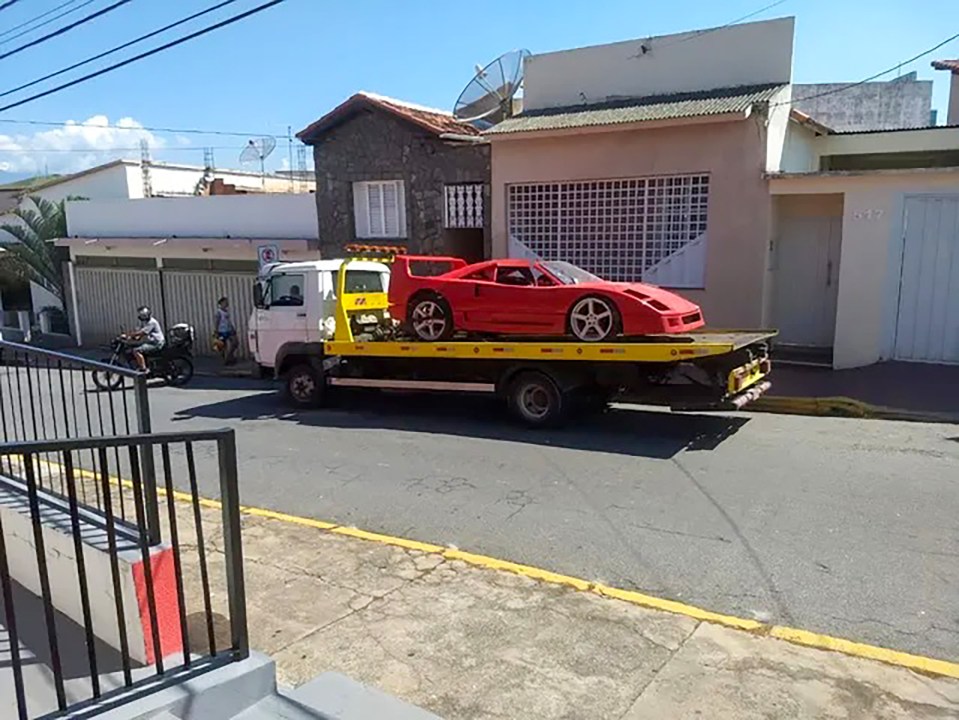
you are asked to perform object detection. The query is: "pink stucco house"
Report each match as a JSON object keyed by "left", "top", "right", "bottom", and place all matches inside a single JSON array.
[{"left": 486, "top": 18, "right": 959, "bottom": 369}]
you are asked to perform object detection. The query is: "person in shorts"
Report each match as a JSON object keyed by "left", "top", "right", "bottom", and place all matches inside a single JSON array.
[
  {"left": 128, "top": 306, "right": 164, "bottom": 371},
  {"left": 215, "top": 296, "right": 238, "bottom": 366}
]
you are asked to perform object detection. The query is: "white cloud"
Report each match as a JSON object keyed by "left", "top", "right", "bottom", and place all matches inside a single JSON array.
[{"left": 0, "top": 115, "right": 166, "bottom": 175}]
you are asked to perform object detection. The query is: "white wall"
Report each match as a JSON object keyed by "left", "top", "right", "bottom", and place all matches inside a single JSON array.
[
  {"left": 144, "top": 164, "right": 303, "bottom": 197},
  {"left": 66, "top": 194, "right": 319, "bottom": 240},
  {"left": 524, "top": 17, "right": 794, "bottom": 110},
  {"left": 780, "top": 122, "right": 822, "bottom": 173},
  {"left": 32, "top": 163, "right": 133, "bottom": 203},
  {"left": 771, "top": 171, "right": 959, "bottom": 368},
  {"left": 765, "top": 85, "right": 794, "bottom": 172}
]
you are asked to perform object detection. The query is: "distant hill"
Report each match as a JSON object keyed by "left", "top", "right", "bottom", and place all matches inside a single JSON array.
[{"left": 0, "top": 172, "right": 63, "bottom": 190}]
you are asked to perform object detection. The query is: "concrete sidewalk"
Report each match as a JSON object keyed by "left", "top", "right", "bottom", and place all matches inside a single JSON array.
[
  {"left": 759, "top": 361, "right": 959, "bottom": 422},
  {"left": 162, "top": 495, "right": 959, "bottom": 719}
]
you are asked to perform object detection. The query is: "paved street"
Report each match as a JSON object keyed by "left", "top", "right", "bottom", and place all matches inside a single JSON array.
[{"left": 135, "top": 376, "right": 959, "bottom": 664}]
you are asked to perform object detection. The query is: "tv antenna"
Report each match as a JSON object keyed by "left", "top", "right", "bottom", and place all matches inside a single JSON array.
[
  {"left": 453, "top": 49, "right": 530, "bottom": 129},
  {"left": 240, "top": 136, "right": 277, "bottom": 187}
]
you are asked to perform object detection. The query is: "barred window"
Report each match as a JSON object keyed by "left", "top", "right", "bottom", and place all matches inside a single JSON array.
[{"left": 506, "top": 174, "right": 709, "bottom": 287}]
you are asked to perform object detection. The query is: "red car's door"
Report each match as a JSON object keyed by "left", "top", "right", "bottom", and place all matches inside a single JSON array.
[{"left": 474, "top": 265, "right": 565, "bottom": 334}]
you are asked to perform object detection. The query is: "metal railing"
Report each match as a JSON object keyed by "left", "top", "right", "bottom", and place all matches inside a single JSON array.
[
  {"left": 0, "top": 340, "right": 160, "bottom": 543},
  {"left": 0, "top": 430, "right": 247, "bottom": 720}
]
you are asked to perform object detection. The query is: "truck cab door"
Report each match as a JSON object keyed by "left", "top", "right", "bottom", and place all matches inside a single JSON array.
[{"left": 254, "top": 271, "right": 310, "bottom": 368}]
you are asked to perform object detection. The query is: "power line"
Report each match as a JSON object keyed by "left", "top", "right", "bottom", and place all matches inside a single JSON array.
[
  {"left": 0, "top": 0, "right": 240, "bottom": 99},
  {"left": 0, "top": 0, "right": 93, "bottom": 46},
  {"left": 656, "top": 0, "right": 789, "bottom": 50},
  {"left": 0, "top": 145, "right": 243, "bottom": 154},
  {"left": 0, "top": 0, "right": 288, "bottom": 114},
  {"left": 0, "top": 116, "right": 284, "bottom": 139},
  {"left": 777, "top": 30, "right": 959, "bottom": 108},
  {"left": 0, "top": 0, "right": 24, "bottom": 13},
  {"left": 0, "top": 0, "right": 134, "bottom": 62}
]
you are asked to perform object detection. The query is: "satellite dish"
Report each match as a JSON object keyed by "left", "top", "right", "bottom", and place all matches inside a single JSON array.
[
  {"left": 454, "top": 49, "right": 530, "bottom": 129},
  {"left": 239, "top": 137, "right": 277, "bottom": 183}
]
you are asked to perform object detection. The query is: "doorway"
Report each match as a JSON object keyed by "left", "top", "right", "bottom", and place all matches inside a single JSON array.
[{"left": 772, "top": 195, "right": 844, "bottom": 349}]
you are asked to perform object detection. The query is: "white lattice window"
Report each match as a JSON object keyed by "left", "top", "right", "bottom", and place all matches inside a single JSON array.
[
  {"left": 445, "top": 184, "right": 484, "bottom": 228},
  {"left": 353, "top": 180, "right": 406, "bottom": 238},
  {"left": 507, "top": 174, "right": 709, "bottom": 287}
]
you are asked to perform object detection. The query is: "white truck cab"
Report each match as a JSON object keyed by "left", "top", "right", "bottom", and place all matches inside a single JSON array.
[{"left": 249, "top": 259, "right": 390, "bottom": 372}]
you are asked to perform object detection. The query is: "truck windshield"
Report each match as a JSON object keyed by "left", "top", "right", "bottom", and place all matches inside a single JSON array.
[
  {"left": 541, "top": 261, "right": 602, "bottom": 285},
  {"left": 331, "top": 270, "right": 387, "bottom": 295}
]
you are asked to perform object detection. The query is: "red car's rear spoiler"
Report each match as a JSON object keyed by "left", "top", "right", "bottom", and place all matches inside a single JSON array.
[{"left": 393, "top": 255, "right": 468, "bottom": 278}]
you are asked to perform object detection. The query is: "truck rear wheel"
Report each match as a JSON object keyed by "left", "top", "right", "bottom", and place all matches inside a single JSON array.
[
  {"left": 285, "top": 364, "right": 325, "bottom": 408},
  {"left": 507, "top": 371, "right": 568, "bottom": 428}
]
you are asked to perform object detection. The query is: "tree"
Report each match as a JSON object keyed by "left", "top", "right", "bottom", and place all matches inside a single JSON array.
[{"left": 0, "top": 195, "right": 67, "bottom": 302}]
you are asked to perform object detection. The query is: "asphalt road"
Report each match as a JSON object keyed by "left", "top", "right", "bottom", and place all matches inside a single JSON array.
[
  {"left": 140, "top": 376, "right": 959, "bottom": 663},
  {"left": 5, "top": 366, "right": 957, "bottom": 662}
]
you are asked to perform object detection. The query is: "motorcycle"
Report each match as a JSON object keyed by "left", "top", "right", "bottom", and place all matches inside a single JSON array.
[{"left": 91, "top": 324, "right": 195, "bottom": 390}]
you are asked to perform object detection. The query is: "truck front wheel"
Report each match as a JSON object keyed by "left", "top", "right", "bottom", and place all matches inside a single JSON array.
[
  {"left": 507, "top": 371, "right": 568, "bottom": 428},
  {"left": 285, "top": 364, "right": 325, "bottom": 408}
]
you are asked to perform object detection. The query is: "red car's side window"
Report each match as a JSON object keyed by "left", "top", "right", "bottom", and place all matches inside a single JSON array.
[{"left": 495, "top": 267, "right": 535, "bottom": 286}]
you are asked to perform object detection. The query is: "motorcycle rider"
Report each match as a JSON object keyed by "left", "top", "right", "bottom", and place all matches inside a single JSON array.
[{"left": 125, "top": 306, "right": 165, "bottom": 372}]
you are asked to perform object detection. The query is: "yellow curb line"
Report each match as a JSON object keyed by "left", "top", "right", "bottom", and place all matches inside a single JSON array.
[{"left": 33, "top": 459, "right": 959, "bottom": 681}]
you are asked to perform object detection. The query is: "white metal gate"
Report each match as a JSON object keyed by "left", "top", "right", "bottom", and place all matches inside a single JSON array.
[
  {"left": 162, "top": 271, "right": 256, "bottom": 357},
  {"left": 74, "top": 268, "right": 162, "bottom": 346},
  {"left": 894, "top": 195, "right": 959, "bottom": 363}
]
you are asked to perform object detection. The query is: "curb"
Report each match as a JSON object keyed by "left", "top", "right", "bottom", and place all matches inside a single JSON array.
[{"left": 750, "top": 395, "right": 959, "bottom": 424}]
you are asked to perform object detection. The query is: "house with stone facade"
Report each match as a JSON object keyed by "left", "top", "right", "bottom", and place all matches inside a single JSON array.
[{"left": 297, "top": 92, "right": 490, "bottom": 261}]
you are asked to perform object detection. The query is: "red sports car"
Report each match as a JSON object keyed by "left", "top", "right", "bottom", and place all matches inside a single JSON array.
[{"left": 389, "top": 256, "right": 705, "bottom": 342}]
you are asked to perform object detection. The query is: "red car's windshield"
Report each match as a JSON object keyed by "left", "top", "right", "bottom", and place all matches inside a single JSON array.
[{"left": 541, "top": 261, "right": 602, "bottom": 285}]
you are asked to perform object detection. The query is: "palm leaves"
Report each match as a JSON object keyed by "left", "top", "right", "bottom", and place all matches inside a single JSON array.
[{"left": 0, "top": 195, "right": 67, "bottom": 301}]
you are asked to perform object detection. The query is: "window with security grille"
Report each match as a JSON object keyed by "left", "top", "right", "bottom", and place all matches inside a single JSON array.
[{"left": 506, "top": 174, "right": 709, "bottom": 287}]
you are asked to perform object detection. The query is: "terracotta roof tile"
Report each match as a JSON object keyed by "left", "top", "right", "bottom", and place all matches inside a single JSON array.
[
  {"left": 297, "top": 92, "right": 480, "bottom": 142},
  {"left": 932, "top": 59, "right": 959, "bottom": 72}
]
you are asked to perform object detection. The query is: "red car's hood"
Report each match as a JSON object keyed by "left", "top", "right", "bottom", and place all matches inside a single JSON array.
[{"left": 576, "top": 281, "right": 701, "bottom": 314}]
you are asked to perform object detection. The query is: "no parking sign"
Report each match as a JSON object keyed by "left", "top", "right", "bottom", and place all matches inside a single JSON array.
[{"left": 257, "top": 244, "right": 279, "bottom": 270}]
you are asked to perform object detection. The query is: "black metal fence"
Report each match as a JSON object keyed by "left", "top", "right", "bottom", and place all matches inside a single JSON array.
[
  {"left": 0, "top": 340, "right": 160, "bottom": 542},
  {"left": 0, "top": 430, "right": 247, "bottom": 720}
]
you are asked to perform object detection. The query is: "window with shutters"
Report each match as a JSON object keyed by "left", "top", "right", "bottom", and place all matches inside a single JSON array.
[{"left": 352, "top": 180, "right": 406, "bottom": 239}]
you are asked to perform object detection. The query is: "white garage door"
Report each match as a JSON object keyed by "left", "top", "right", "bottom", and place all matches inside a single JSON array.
[{"left": 894, "top": 195, "right": 959, "bottom": 363}]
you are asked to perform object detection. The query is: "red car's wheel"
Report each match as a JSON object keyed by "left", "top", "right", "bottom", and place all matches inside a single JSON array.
[
  {"left": 408, "top": 294, "right": 454, "bottom": 342},
  {"left": 568, "top": 296, "right": 618, "bottom": 342}
]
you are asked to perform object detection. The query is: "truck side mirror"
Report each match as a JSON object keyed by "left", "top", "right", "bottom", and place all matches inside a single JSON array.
[{"left": 253, "top": 282, "right": 265, "bottom": 308}]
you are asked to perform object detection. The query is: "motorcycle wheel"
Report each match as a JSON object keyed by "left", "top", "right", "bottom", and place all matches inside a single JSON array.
[
  {"left": 165, "top": 357, "right": 194, "bottom": 387},
  {"left": 91, "top": 357, "right": 126, "bottom": 391}
]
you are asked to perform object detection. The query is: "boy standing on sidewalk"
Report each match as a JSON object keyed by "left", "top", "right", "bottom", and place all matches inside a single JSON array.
[{"left": 215, "top": 296, "right": 238, "bottom": 366}]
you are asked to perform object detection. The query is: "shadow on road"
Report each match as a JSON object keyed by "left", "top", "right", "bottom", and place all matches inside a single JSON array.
[{"left": 172, "top": 386, "right": 749, "bottom": 459}]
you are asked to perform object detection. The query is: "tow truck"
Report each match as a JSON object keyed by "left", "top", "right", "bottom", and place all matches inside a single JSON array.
[{"left": 252, "top": 245, "right": 774, "bottom": 427}]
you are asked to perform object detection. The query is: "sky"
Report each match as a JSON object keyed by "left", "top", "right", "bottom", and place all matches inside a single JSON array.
[{"left": 0, "top": 0, "right": 957, "bottom": 179}]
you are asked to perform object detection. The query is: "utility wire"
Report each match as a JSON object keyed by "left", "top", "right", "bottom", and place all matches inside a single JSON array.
[
  {"left": 0, "top": 116, "right": 283, "bottom": 139},
  {"left": 775, "top": 30, "right": 959, "bottom": 108},
  {"left": 0, "top": 0, "right": 23, "bottom": 13},
  {"left": 0, "top": 0, "right": 287, "bottom": 114},
  {"left": 0, "top": 0, "right": 93, "bottom": 46},
  {"left": 653, "top": 0, "right": 789, "bottom": 51},
  {"left": 0, "top": 145, "right": 242, "bottom": 153},
  {"left": 0, "top": 0, "right": 240, "bottom": 99},
  {"left": 0, "top": 0, "right": 134, "bottom": 62}
]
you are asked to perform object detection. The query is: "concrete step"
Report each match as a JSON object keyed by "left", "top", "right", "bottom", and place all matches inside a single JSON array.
[
  {"left": 278, "top": 672, "right": 442, "bottom": 720},
  {"left": 233, "top": 694, "right": 332, "bottom": 719}
]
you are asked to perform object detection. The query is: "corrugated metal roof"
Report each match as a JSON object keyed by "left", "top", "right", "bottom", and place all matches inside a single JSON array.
[{"left": 485, "top": 83, "right": 786, "bottom": 136}]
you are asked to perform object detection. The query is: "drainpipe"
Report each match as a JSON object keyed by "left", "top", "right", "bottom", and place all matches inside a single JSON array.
[
  {"left": 439, "top": 133, "right": 489, "bottom": 144},
  {"left": 67, "top": 260, "right": 82, "bottom": 346}
]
